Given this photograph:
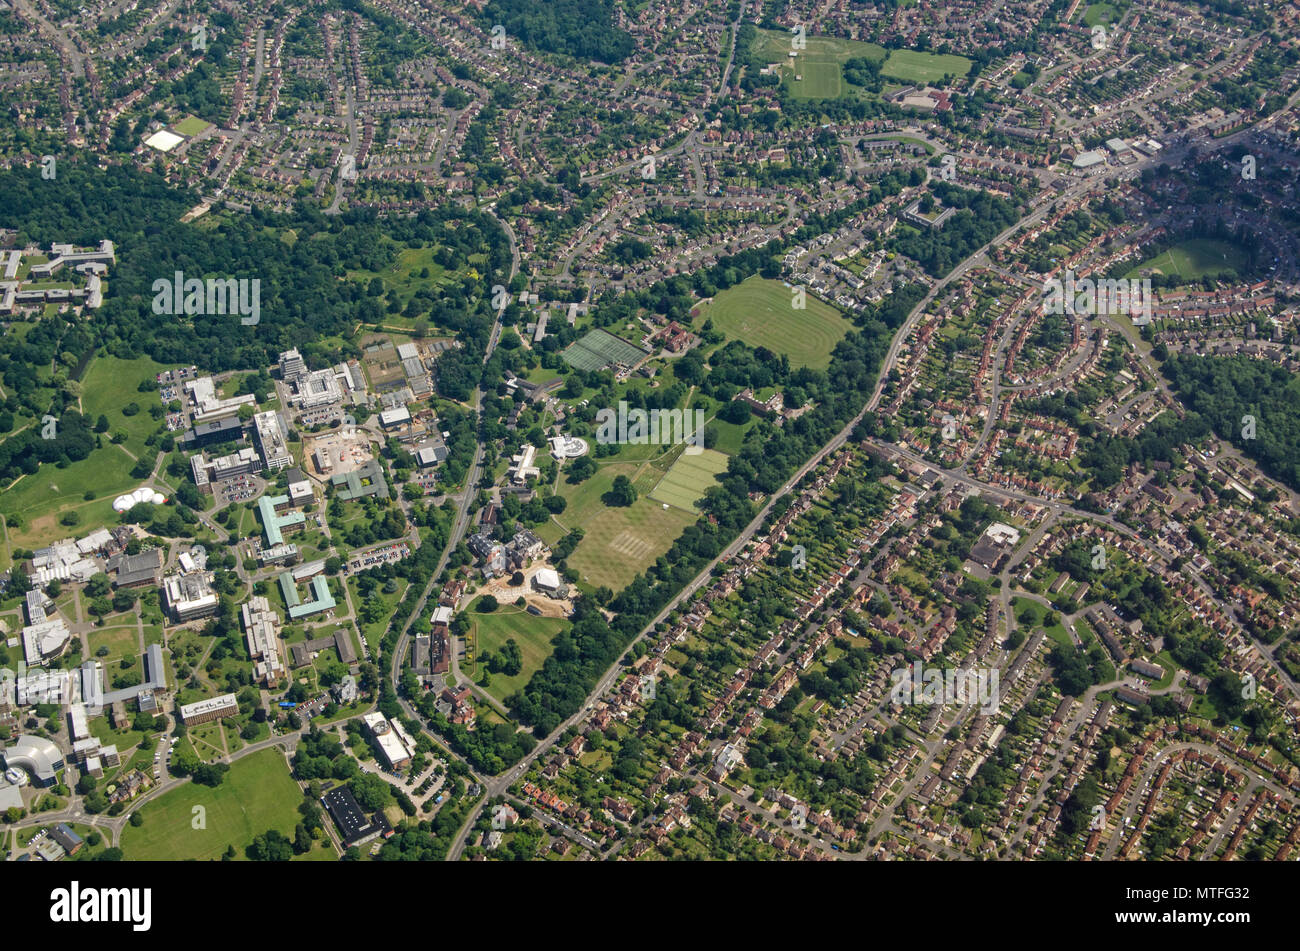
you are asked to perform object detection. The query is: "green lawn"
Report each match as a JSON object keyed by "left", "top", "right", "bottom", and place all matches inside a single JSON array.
[
  {"left": 693, "top": 276, "right": 852, "bottom": 371},
  {"left": 1082, "top": 3, "right": 1120, "bottom": 27},
  {"left": 555, "top": 461, "right": 694, "bottom": 593},
  {"left": 466, "top": 601, "right": 570, "bottom": 706},
  {"left": 750, "top": 29, "right": 885, "bottom": 100},
  {"left": 120, "top": 748, "right": 302, "bottom": 860},
  {"left": 87, "top": 625, "right": 140, "bottom": 665},
  {"left": 81, "top": 355, "right": 171, "bottom": 455},
  {"left": 881, "top": 49, "right": 971, "bottom": 84},
  {"left": 1012, "top": 596, "right": 1072, "bottom": 648},
  {"left": 173, "top": 115, "right": 213, "bottom": 136},
  {"left": 749, "top": 29, "right": 967, "bottom": 96},
  {"left": 345, "top": 243, "right": 454, "bottom": 314},
  {"left": 0, "top": 448, "right": 138, "bottom": 556},
  {"left": 649, "top": 448, "right": 730, "bottom": 514},
  {"left": 1127, "top": 239, "right": 1248, "bottom": 284},
  {"left": 0, "top": 354, "right": 173, "bottom": 561}
]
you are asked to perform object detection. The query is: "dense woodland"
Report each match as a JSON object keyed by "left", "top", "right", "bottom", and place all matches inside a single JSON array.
[
  {"left": 480, "top": 0, "right": 634, "bottom": 63},
  {"left": 1163, "top": 353, "right": 1300, "bottom": 493}
]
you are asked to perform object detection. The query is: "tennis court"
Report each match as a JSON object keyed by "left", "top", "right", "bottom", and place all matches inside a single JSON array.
[{"left": 562, "top": 328, "right": 649, "bottom": 372}]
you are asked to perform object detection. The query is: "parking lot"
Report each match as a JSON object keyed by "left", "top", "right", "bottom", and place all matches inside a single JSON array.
[
  {"left": 347, "top": 542, "right": 410, "bottom": 573},
  {"left": 217, "top": 474, "right": 259, "bottom": 504}
]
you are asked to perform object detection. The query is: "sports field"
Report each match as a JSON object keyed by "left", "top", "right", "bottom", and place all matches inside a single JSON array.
[
  {"left": 881, "top": 49, "right": 971, "bottom": 84},
  {"left": 752, "top": 29, "right": 885, "bottom": 100},
  {"left": 173, "top": 115, "right": 214, "bottom": 136},
  {"left": 1082, "top": 3, "right": 1120, "bottom": 26},
  {"left": 562, "top": 328, "right": 649, "bottom": 373},
  {"left": 467, "top": 603, "right": 569, "bottom": 706},
  {"left": 649, "top": 448, "right": 730, "bottom": 513},
  {"left": 750, "top": 29, "right": 968, "bottom": 97},
  {"left": 1126, "top": 239, "right": 1247, "bottom": 283},
  {"left": 694, "top": 276, "right": 852, "bottom": 370},
  {"left": 120, "top": 748, "right": 304, "bottom": 861},
  {"left": 557, "top": 461, "right": 695, "bottom": 592}
]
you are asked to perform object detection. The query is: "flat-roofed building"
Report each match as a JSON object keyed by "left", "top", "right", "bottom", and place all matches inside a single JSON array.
[
  {"left": 362, "top": 711, "right": 412, "bottom": 770},
  {"left": 379, "top": 406, "right": 411, "bottom": 430},
  {"left": 241, "top": 596, "right": 286, "bottom": 686},
  {"left": 67, "top": 703, "right": 90, "bottom": 741},
  {"left": 257, "top": 494, "right": 306, "bottom": 546},
  {"left": 253, "top": 410, "right": 292, "bottom": 471},
  {"left": 279, "top": 348, "right": 308, "bottom": 385},
  {"left": 295, "top": 368, "right": 343, "bottom": 409},
  {"left": 22, "top": 619, "right": 72, "bottom": 666},
  {"left": 179, "top": 693, "right": 239, "bottom": 725},
  {"left": 322, "top": 786, "right": 390, "bottom": 848},
  {"left": 286, "top": 468, "right": 313, "bottom": 505},
  {"left": 105, "top": 549, "right": 163, "bottom": 588},
  {"left": 191, "top": 447, "right": 260, "bottom": 490},
  {"left": 162, "top": 572, "right": 219, "bottom": 622}
]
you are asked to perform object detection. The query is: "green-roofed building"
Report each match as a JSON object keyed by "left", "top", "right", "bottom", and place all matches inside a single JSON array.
[
  {"left": 279, "top": 571, "right": 337, "bottom": 620},
  {"left": 330, "top": 459, "right": 389, "bottom": 501},
  {"left": 258, "top": 494, "right": 306, "bottom": 546}
]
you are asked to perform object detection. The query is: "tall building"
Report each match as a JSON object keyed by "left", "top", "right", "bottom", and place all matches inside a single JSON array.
[
  {"left": 279, "top": 348, "right": 309, "bottom": 385},
  {"left": 253, "top": 410, "right": 292, "bottom": 472}
]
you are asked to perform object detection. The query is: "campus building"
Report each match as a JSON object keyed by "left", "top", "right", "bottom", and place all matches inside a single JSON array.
[
  {"left": 253, "top": 410, "right": 293, "bottom": 472},
  {"left": 179, "top": 693, "right": 239, "bottom": 725}
]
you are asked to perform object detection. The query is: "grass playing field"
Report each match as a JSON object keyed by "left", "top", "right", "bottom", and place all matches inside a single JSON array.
[
  {"left": 751, "top": 29, "right": 885, "bottom": 100},
  {"left": 556, "top": 461, "right": 695, "bottom": 592},
  {"left": 1082, "top": 3, "right": 1119, "bottom": 27},
  {"left": 1126, "top": 238, "right": 1248, "bottom": 283},
  {"left": 649, "top": 448, "right": 730, "bottom": 514},
  {"left": 466, "top": 602, "right": 570, "bottom": 706},
  {"left": 693, "top": 276, "right": 852, "bottom": 370},
  {"left": 750, "top": 29, "right": 969, "bottom": 97},
  {"left": 120, "top": 748, "right": 305, "bottom": 861},
  {"left": 881, "top": 49, "right": 971, "bottom": 84},
  {"left": 173, "top": 116, "right": 214, "bottom": 136}
]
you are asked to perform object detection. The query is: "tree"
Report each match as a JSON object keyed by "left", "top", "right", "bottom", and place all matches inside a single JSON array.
[
  {"left": 350, "top": 772, "right": 394, "bottom": 811},
  {"left": 476, "top": 595, "right": 499, "bottom": 613},
  {"left": 567, "top": 455, "right": 596, "bottom": 483},
  {"left": 248, "top": 829, "right": 294, "bottom": 861},
  {"left": 606, "top": 474, "right": 636, "bottom": 507}
]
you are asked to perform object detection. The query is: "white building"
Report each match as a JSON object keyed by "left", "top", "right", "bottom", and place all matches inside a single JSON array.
[
  {"left": 508, "top": 444, "right": 540, "bottom": 484},
  {"left": 22, "top": 619, "right": 72, "bottom": 666},
  {"left": 241, "top": 596, "right": 286, "bottom": 686},
  {"left": 362, "top": 711, "right": 412, "bottom": 770},
  {"left": 163, "top": 573, "right": 220, "bottom": 622},
  {"left": 253, "top": 410, "right": 292, "bottom": 471}
]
